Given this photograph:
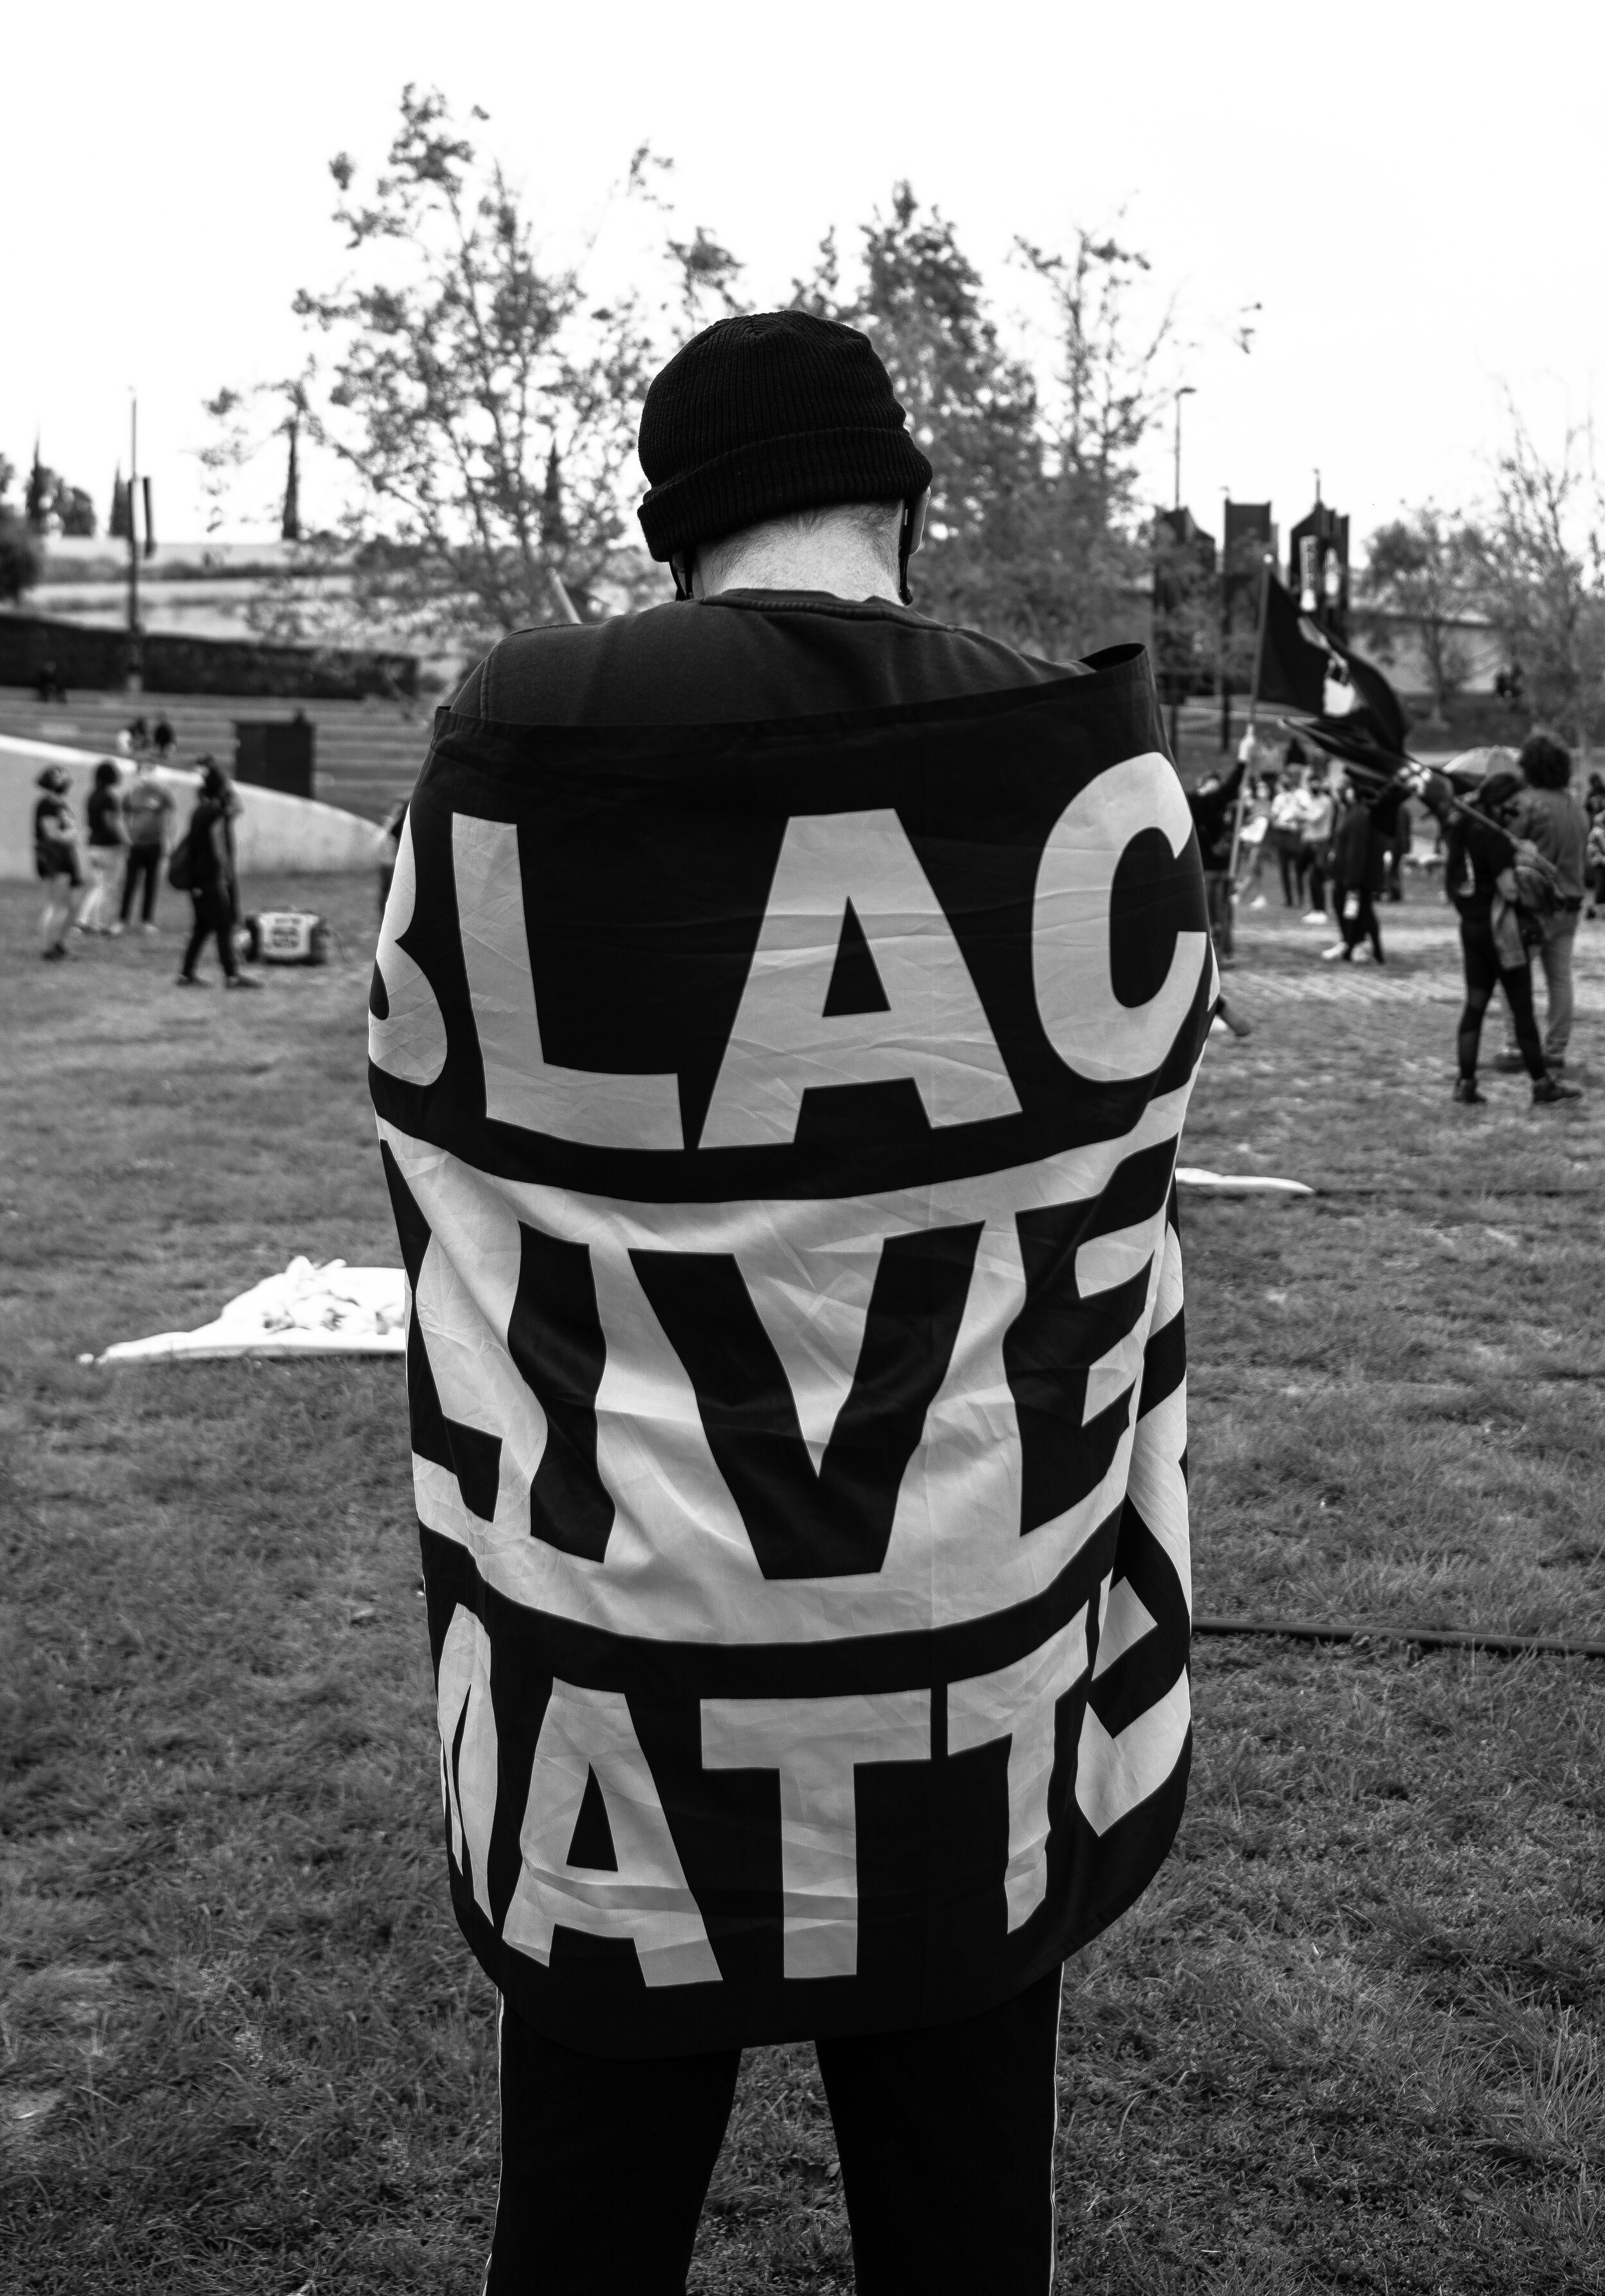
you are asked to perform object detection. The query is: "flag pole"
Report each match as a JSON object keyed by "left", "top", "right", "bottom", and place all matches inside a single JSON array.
[
  {"left": 126, "top": 392, "right": 143, "bottom": 693},
  {"left": 547, "top": 565, "right": 582, "bottom": 625}
]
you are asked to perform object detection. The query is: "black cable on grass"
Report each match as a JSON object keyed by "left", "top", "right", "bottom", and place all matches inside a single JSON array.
[{"left": 1192, "top": 1616, "right": 1605, "bottom": 1661}]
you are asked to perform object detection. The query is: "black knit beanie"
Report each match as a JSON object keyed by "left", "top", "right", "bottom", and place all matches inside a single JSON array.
[{"left": 636, "top": 311, "right": 933, "bottom": 562}]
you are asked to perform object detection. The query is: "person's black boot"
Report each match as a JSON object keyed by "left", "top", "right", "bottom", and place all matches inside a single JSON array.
[
  {"left": 1452, "top": 1076, "right": 1484, "bottom": 1104},
  {"left": 1532, "top": 1073, "right": 1583, "bottom": 1104}
]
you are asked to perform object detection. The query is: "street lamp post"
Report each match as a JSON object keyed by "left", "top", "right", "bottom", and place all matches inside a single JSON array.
[
  {"left": 1167, "top": 387, "right": 1197, "bottom": 755},
  {"left": 1172, "top": 384, "right": 1196, "bottom": 512},
  {"left": 126, "top": 392, "right": 143, "bottom": 693}
]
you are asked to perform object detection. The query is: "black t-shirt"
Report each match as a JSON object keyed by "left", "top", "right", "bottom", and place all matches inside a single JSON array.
[
  {"left": 34, "top": 793, "right": 71, "bottom": 849},
  {"left": 87, "top": 787, "right": 123, "bottom": 846},
  {"left": 1185, "top": 759, "right": 1245, "bottom": 874},
  {"left": 455, "top": 590, "right": 1084, "bottom": 726}
]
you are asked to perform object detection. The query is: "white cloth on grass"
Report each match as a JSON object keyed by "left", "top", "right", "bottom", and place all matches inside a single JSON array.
[
  {"left": 1176, "top": 1168, "right": 1312, "bottom": 1198},
  {"left": 97, "top": 1256, "right": 406, "bottom": 1362}
]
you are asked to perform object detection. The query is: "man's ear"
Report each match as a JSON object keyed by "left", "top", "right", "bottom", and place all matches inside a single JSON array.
[{"left": 897, "top": 488, "right": 931, "bottom": 607}]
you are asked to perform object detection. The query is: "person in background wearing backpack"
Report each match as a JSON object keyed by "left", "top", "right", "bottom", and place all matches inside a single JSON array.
[
  {"left": 175, "top": 759, "right": 257, "bottom": 989},
  {"left": 120, "top": 753, "right": 175, "bottom": 933},
  {"left": 79, "top": 759, "right": 127, "bottom": 935},
  {"left": 1495, "top": 734, "right": 1588, "bottom": 1075},
  {"left": 33, "top": 763, "right": 84, "bottom": 960},
  {"left": 1408, "top": 763, "right": 1580, "bottom": 1105}
]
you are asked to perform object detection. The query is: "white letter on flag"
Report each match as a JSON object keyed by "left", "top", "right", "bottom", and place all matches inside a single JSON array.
[
  {"left": 700, "top": 1690, "right": 932, "bottom": 1978},
  {"left": 371, "top": 808, "right": 448, "bottom": 1085},
  {"left": 700, "top": 810, "right": 1020, "bottom": 1147},
  {"left": 502, "top": 1679, "right": 720, "bottom": 1988},
  {"left": 1032, "top": 754, "right": 1208, "bottom": 1083},
  {"left": 437, "top": 1604, "right": 498, "bottom": 1922},
  {"left": 452, "top": 814, "right": 684, "bottom": 1149},
  {"left": 948, "top": 1612, "right": 1089, "bottom": 1929}
]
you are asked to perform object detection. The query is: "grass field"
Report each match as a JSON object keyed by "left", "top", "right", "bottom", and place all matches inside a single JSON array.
[{"left": 3, "top": 868, "right": 1603, "bottom": 2295}]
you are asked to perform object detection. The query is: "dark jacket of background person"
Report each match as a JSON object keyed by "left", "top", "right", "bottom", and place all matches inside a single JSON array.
[
  {"left": 1184, "top": 755, "right": 1247, "bottom": 873},
  {"left": 1510, "top": 784, "right": 1587, "bottom": 904},
  {"left": 1442, "top": 802, "right": 1517, "bottom": 926},
  {"left": 87, "top": 763, "right": 126, "bottom": 849},
  {"left": 187, "top": 790, "right": 238, "bottom": 901},
  {"left": 177, "top": 769, "right": 243, "bottom": 983},
  {"left": 1330, "top": 792, "right": 1390, "bottom": 895},
  {"left": 1333, "top": 781, "right": 1408, "bottom": 888}
]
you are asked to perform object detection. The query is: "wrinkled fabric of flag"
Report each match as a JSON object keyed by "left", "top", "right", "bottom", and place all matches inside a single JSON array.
[{"left": 370, "top": 644, "right": 1213, "bottom": 2055}]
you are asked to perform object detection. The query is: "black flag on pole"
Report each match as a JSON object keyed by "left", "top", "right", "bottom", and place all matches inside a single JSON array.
[
  {"left": 371, "top": 646, "right": 1210, "bottom": 2054},
  {"left": 1255, "top": 576, "right": 1328, "bottom": 713},
  {"left": 1256, "top": 576, "right": 1409, "bottom": 758}
]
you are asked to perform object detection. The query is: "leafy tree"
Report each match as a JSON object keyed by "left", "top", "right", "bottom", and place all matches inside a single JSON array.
[
  {"left": 49, "top": 480, "right": 95, "bottom": 536},
  {"left": 0, "top": 457, "right": 42, "bottom": 601},
  {"left": 19, "top": 451, "right": 98, "bottom": 539},
  {"left": 793, "top": 187, "right": 1045, "bottom": 644},
  {"left": 795, "top": 194, "right": 1169, "bottom": 658},
  {"left": 0, "top": 511, "right": 42, "bottom": 602},
  {"left": 211, "top": 87, "right": 665, "bottom": 650},
  {"left": 1466, "top": 413, "right": 1605, "bottom": 751},
  {"left": 1356, "top": 505, "right": 1479, "bottom": 718},
  {"left": 1149, "top": 509, "right": 1218, "bottom": 709}
]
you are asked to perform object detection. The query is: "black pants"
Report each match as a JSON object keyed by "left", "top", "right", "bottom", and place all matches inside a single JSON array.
[
  {"left": 1276, "top": 841, "right": 1305, "bottom": 907},
  {"left": 1338, "top": 886, "right": 1384, "bottom": 961},
  {"left": 181, "top": 885, "right": 238, "bottom": 979},
  {"left": 1459, "top": 915, "right": 1543, "bottom": 1080},
  {"left": 121, "top": 843, "right": 162, "bottom": 924},
  {"left": 487, "top": 1967, "right": 1063, "bottom": 2296},
  {"left": 1303, "top": 842, "right": 1327, "bottom": 914}
]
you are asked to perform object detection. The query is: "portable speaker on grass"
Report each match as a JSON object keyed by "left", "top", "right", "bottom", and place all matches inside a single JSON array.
[{"left": 242, "top": 911, "right": 330, "bottom": 965}]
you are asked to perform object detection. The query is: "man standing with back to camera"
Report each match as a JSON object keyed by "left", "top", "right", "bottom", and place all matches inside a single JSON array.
[{"left": 371, "top": 312, "right": 1210, "bottom": 2293}]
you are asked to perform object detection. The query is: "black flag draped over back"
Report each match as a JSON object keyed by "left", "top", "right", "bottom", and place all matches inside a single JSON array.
[{"left": 371, "top": 644, "right": 1211, "bottom": 2053}]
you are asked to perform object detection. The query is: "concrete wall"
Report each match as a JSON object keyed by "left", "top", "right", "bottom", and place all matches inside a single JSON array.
[{"left": 0, "top": 735, "right": 385, "bottom": 881}]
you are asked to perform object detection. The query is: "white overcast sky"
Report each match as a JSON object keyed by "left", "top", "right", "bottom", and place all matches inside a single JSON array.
[{"left": 7, "top": 0, "right": 1602, "bottom": 562}]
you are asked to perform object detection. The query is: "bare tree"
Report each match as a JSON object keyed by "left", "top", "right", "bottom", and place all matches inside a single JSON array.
[
  {"left": 1469, "top": 408, "right": 1605, "bottom": 754},
  {"left": 206, "top": 89, "right": 667, "bottom": 654},
  {"left": 1013, "top": 230, "right": 1174, "bottom": 657},
  {"left": 793, "top": 198, "right": 1170, "bottom": 659}
]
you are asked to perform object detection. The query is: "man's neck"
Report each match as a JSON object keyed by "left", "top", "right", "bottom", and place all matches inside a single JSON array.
[{"left": 695, "top": 524, "right": 899, "bottom": 605}]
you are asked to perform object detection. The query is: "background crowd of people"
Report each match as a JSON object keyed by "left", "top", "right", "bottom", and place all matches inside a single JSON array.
[
  {"left": 1189, "top": 720, "right": 1596, "bottom": 1109},
  {"left": 31, "top": 739, "right": 257, "bottom": 987}
]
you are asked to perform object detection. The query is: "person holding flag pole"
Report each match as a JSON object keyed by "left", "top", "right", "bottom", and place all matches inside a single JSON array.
[
  {"left": 1279, "top": 696, "right": 1583, "bottom": 1105},
  {"left": 1223, "top": 551, "right": 1275, "bottom": 895},
  {"left": 1183, "top": 554, "right": 1274, "bottom": 1040}
]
